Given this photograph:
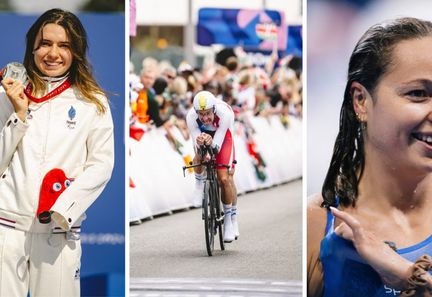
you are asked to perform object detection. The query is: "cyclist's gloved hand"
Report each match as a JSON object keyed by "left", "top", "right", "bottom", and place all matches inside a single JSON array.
[
  {"left": 202, "top": 133, "right": 213, "bottom": 146},
  {"left": 196, "top": 134, "right": 205, "bottom": 146}
]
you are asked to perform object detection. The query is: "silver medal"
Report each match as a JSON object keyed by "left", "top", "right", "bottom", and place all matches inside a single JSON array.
[{"left": 2, "top": 62, "right": 28, "bottom": 85}]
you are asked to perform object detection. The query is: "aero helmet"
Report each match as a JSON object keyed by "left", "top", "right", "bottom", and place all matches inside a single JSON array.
[{"left": 193, "top": 90, "right": 216, "bottom": 112}]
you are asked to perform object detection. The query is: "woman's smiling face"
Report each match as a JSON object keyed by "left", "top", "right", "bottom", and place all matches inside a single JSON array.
[
  {"left": 33, "top": 23, "right": 73, "bottom": 77},
  {"left": 364, "top": 36, "right": 432, "bottom": 174}
]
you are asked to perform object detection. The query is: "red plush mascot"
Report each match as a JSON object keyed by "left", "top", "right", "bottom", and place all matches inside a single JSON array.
[{"left": 37, "top": 168, "right": 72, "bottom": 224}]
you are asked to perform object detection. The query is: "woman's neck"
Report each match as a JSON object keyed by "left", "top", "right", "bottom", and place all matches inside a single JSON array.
[
  {"left": 41, "top": 72, "right": 69, "bottom": 84},
  {"left": 358, "top": 147, "right": 432, "bottom": 211}
]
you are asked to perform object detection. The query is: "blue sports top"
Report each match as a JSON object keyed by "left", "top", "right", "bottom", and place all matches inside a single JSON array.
[{"left": 320, "top": 207, "right": 432, "bottom": 297}]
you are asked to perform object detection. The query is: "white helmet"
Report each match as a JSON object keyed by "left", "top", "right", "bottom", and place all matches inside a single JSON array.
[{"left": 193, "top": 91, "right": 216, "bottom": 112}]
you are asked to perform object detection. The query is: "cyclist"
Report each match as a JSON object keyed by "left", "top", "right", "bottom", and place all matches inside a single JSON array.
[{"left": 186, "top": 90, "right": 239, "bottom": 243}]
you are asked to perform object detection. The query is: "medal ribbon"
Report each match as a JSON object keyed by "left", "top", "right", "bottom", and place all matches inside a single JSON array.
[{"left": 24, "top": 79, "right": 71, "bottom": 103}]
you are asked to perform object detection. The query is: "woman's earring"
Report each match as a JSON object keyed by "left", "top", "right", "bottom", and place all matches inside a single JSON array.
[
  {"left": 356, "top": 113, "right": 367, "bottom": 134},
  {"left": 356, "top": 113, "right": 366, "bottom": 130}
]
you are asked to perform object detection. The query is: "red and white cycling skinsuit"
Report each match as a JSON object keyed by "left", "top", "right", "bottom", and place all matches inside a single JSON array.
[{"left": 186, "top": 100, "right": 235, "bottom": 169}]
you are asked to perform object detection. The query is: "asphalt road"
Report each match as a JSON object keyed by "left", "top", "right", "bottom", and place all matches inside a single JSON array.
[{"left": 130, "top": 179, "right": 303, "bottom": 296}]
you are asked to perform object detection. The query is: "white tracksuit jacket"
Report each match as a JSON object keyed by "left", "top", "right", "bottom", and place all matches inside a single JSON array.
[{"left": 0, "top": 81, "right": 114, "bottom": 232}]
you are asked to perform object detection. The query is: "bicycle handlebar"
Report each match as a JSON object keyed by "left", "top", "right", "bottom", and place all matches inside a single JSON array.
[
  {"left": 182, "top": 145, "right": 236, "bottom": 177},
  {"left": 182, "top": 159, "right": 233, "bottom": 177}
]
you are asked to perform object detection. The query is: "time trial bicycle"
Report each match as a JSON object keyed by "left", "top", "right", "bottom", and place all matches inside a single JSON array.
[{"left": 183, "top": 145, "right": 233, "bottom": 256}]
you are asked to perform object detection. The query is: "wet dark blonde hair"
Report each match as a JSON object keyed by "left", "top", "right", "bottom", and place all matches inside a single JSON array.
[{"left": 23, "top": 8, "right": 107, "bottom": 113}]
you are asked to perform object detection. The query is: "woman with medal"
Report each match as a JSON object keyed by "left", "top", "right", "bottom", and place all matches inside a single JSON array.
[
  {"left": 308, "top": 17, "right": 432, "bottom": 297},
  {"left": 0, "top": 8, "right": 114, "bottom": 296}
]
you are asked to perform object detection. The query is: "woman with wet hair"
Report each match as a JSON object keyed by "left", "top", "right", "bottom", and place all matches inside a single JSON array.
[
  {"left": 308, "top": 17, "right": 432, "bottom": 297},
  {"left": 0, "top": 8, "right": 113, "bottom": 296}
]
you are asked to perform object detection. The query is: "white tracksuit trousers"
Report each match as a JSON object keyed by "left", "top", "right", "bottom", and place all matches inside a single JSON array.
[{"left": 0, "top": 226, "right": 81, "bottom": 297}]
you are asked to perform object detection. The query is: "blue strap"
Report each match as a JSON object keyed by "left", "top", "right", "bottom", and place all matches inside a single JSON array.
[
  {"left": 324, "top": 196, "right": 340, "bottom": 235},
  {"left": 324, "top": 209, "right": 335, "bottom": 235}
]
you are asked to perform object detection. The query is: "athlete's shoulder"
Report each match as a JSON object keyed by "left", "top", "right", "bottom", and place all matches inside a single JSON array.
[
  {"left": 94, "top": 91, "right": 108, "bottom": 102},
  {"left": 215, "top": 100, "right": 234, "bottom": 116},
  {"left": 70, "top": 87, "right": 110, "bottom": 112},
  {"left": 307, "top": 193, "right": 326, "bottom": 297},
  {"left": 186, "top": 106, "right": 196, "bottom": 119},
  {"left": 307, "top": 193, "right": 327, "bottom": 252},
  {"left": 308, "top": 193, "right": 324, "bottom": 211},
  {"left": 215, "top": 99, "right": 231, "bottom": 109},
  {"left": 96, "top": 92, "right": 110, "bottom": 110},
  {"left": 308, "top": 193, "right": 327, "bottom": 230},
  {"left": 186, "top": 106, "right": 198, "bottom": 126}
]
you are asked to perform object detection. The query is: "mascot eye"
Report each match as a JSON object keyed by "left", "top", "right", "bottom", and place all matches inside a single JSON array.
[
  {"left": 52, "top": 182, "right": 62, "bottom": 192},
  {"left": 64, "top": 180, "right": 71, "bottom": 188}
]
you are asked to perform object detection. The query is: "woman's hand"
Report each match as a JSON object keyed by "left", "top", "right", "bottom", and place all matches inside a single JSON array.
[
  {"left": 330, "top": 207, "right": 413, "bottom": 290},
  {"left": 1, "top": 77, "right": 28, "bottom": 121}
]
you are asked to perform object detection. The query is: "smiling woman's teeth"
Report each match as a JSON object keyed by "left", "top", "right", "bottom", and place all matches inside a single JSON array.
[
  {"left": 414, "top": 133, "right": 432, "bottom": 144},
  {"left": 421, "top": 135, "right": 432, "bottom": 143}
]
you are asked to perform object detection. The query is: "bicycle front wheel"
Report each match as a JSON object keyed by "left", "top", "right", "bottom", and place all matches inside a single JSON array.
[
  {"left": 214, "top": 184, "right": 225, "bottom": 251},
  {"left": 203, "top": 180, "right": 215, "bottom": 256}
]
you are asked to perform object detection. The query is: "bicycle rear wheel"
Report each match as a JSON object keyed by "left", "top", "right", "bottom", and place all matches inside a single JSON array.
[{"left": 203, "top": 180, "right": 215, "bottom": 256}]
